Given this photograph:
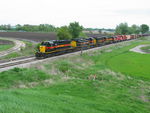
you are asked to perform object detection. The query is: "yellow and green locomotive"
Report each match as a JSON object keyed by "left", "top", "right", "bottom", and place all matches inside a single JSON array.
[{"left": 35, "top": 38, "right": 97, "bottom": 58}]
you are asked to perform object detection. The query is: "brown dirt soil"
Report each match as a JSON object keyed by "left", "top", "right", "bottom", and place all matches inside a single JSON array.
[
  {"left": 0, "top": 39, "right": 14, "bottom": 45},
  {"left": 0, "top": 32, "right": 105, "bottom": 43},
  {"left": 0, "top": 32, "right": 57, "bottom": 42}
]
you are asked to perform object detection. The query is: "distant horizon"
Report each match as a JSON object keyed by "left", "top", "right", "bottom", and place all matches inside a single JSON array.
[
  {"left": 1, "top": 21, "right": 119, "bottom": 29},
  {"left": 0, "top": 23, "right": 117, "bottom": 29},
  {"left": 1, "top": 23, "right": 149, "bottom": 30}
]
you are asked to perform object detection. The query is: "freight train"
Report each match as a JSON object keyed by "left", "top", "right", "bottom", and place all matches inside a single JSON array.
[{"left": 35, "top": 34, "right": 145, "bottom": 58}]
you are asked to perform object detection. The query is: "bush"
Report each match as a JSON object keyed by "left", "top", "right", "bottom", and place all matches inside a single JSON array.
[{"left": 57, "top": 26, "right": 72, "bottom": 40}]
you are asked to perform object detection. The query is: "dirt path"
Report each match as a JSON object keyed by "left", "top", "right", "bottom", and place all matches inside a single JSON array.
[
  {"left": 130, "top": 45, "right": 149, "bottom": 54},
  {"left": 0, "top": 37, "right": 26, "bottom": 57}
]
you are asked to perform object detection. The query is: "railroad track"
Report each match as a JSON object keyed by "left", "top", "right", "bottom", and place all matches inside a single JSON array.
[
  {"left": 0, "top": 39, "right": 137, "bottom": 71},
  {"left": 0, "top": 38, "right": 26, "bottom": 57},
  {"left": 0, "top": 56, "right": 36, "bottom": 69},
  {"left": 0, "top": 55, "right": 35, "bottom": 64}
]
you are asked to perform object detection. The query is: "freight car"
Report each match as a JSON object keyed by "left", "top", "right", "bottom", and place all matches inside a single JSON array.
[{"left": 35, "top": 34, "right": 144, "bottom": 58}]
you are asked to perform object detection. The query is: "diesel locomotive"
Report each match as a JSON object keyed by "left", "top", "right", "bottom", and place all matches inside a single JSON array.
[{"left": 35, "top": 34, "right": 142, "bottom": 58}]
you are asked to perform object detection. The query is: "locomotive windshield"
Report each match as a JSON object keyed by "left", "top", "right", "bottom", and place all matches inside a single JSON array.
[{"left": 41, "top": 41, "right": 53, "bottom": 46}]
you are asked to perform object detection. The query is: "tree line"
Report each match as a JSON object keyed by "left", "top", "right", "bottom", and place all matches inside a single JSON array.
[
  {"left": 115, "top": 23, "right": 149, "bottom": 35},
  {"left": 0, "top": 24, "right": 57, "bottom": 32},
  {"left": 0, "top": 22, "right": 149, "bottom": 40}
]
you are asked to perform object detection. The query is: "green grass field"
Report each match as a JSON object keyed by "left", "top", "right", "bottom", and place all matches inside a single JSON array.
[
  {"left": 96, "top": 40, "right": 150, "bottom": 80},
  {"left": 0, "top": 44, "right": 14, "bottom": 52},
  {"left": 141, "top": 45, "right": 150, "bottom": 53},
  {"left": 0, "top": 37, "right": 150, "bottom": 113},
  {"left": 107, "top": 52, "right": 150, "bottom": 80}
]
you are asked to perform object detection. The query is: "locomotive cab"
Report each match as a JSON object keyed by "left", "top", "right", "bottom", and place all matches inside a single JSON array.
[
  {"left": 86, "top": 37, "right": 96, "bottom": 47},
  {"left": 40, "top": 41, "right": 54, "bottom": 53}
]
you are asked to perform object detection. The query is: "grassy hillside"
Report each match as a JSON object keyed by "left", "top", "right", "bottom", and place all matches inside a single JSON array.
[
  {"left": 0, "top": 37, "right": 150, "bottom": 113},
  {"left": 108, "top": 52, "right": 150, "bottom": 79},
  {"left": 96, "top": 39, "right": 150, "bottom": 80},
  {"left": 0, "top": 41, "right": 36, "bottom": 60}
]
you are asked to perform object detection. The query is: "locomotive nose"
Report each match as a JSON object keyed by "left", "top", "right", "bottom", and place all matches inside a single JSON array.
[{"left": 40, "top": 46, "right": 46, "bottom": 53}]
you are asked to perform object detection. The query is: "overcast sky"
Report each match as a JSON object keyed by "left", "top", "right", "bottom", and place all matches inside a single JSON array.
[{"left": 0, "top": 0, "right": 149, "bottom": 28}]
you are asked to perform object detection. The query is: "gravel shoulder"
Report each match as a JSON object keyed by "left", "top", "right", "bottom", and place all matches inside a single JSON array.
[{"left": 0, "top": 37, "right": 26, "bottom": 57}]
